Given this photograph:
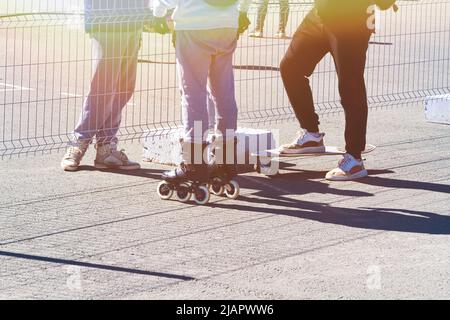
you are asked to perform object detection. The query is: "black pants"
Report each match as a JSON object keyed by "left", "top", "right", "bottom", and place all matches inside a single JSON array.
[{"left": 280, "top": 9, "right": 372, "bottom": 159}]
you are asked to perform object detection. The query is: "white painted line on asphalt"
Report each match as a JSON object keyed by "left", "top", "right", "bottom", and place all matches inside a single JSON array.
[
  {"left": 61, "top": 92, "right": 83, "bottom": 98},
  {"left": 241, "top": 175, "right": 293, "bottom": 195},
  {"left": 0, "top": 82, "right": 36, "bottom": 92}
]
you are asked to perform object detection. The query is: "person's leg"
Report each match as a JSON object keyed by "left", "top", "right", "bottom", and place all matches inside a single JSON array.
[
  {"left": 207, "top": 83, "right": 216, "bottom": 131},
  {"left": 97, "top": 32, "right": 141, "bottom": 145},
  {"left": 278, "top": 0, "right": 290, "bottom": 34},
  {"left": 280, "top": 9, "right": 329, "bottom": 134},
  {"left": 94, "top": 32, "right": 142, "bottom": 170},
  {"left": 256, "top": 0, "right": 269, "bottom": 31},
  {"left": 81, "top": 32, "right": 140, "bottom": 170},
  {"left": 250, "top": 0, "right": 269, "bottom": 36},
  {"left": 208, "top": 29, "right": 239, "bottom": 176},
  {"left": 176, "top": 30, "right": 212, "bottom": 145},
  {"left": 209, "top": 30, "right": 238, "bottom": 140},
  {"left": 62, "top": 32, "right": 122, "bottom": 171},
  {"left": 160, "top": 32, "right": 214, "bottom": 203},
  {"left": 73, "top": 32, "right": 122, "bottom": 143},
  {"left": 162, "top": 29, "right": 212, "bottom": 184},
  {"left": 327, "top": 27, "right": 372, "bottom": 160},
  {"left": 325, "top": 26, "right": 371, "bottom": 181}
]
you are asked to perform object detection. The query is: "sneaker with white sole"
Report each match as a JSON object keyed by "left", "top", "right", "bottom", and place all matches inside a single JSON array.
[
  {"left": 249, "top": 30, "right": 263, "bottom": 38},
  {"left": 94, "top": 143, "right": 141, "bottom": 170},
  {"left": 274, "top": 31, "right": 287, "bottom": 39},
  {"left": 326, "top": 153, "right": 368, "bottom": 181},
  {"left": 279, "top": 129, "right": 326, "bottom": 155},
  {"left": 61, "top": 140, "right": 90, "bottom": 172}
]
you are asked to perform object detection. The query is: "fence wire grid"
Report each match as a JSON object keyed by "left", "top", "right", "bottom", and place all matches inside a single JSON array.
[{"left": 1, "top": 0, "right": 449, "bottom": 157}]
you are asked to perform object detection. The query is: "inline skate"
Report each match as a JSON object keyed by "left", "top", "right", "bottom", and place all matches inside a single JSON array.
[
  {"left": 208, "top": 136, "right": 240, "bottom": 200},
  {"left": 157, "top": 141, "right": 211, "bottom": 205}
]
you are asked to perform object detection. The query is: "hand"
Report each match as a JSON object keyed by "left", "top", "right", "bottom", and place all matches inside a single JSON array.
[
  {"left": 392, "top": 3, "right": 399, "bottom": 12},
  {"left": 153, "top": 17, "right": 170, "bottom": 35},
  {"left": 237, "top": 12, "right": 251, "bottom": 38}
]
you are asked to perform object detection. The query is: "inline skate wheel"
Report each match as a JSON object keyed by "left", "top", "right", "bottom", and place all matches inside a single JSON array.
[
  {"left": 176, "top": 183, "right": 192, "bottom": 203},
  {"left": 157, "top": 181, "right": 174, "bottom": 200},
  {"left": 193, "top": 186, "right": 210, "bottom": 205},
  {"left": 210, "top": 177, "right": 225, "bottom": 196},
  {"left": 224, "top": 180, "right": 240, "bottom": 200}
]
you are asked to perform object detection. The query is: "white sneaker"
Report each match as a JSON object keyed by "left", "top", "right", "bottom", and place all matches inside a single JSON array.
[
  {"left": 61, "top": 140, "right": 90, "bottom": 172},
  {"left": 274, "top": 31, "right": 288, "bottom": 39},
  {"left": 279, "top": 129, "right": 326, "bottom": 155},
  {"left": 249, "top": 30, "right": 263, "bottom": 38},
  {"left": 326, "top": 153, "right": 368, "bottom": 181},
  {"left": 94, "top": 143, "right": 141, "bottom": 170}
]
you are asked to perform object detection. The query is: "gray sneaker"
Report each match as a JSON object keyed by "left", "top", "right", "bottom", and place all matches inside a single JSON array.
[
  {"left": 94, "top": 143, "right": 141, "bottom": 170},
  {"left": 61, "top": 140, "right": 90, "bottom": 171}
]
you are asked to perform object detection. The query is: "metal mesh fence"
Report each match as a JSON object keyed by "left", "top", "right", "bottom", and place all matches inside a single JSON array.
[{"left": 1, "top": 1, "right": 449, "bottom": 157}]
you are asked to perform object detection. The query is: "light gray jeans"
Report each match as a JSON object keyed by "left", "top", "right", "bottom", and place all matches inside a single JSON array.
[
  {"left": 176, "top": 29, "right": 238, "bottom": 143},
  {"left": 74, "top": 31, "right": 141, "bottom": 144}
]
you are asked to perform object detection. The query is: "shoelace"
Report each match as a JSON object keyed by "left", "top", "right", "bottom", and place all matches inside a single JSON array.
[
  {"left": 103, "top": 143, "right": 126, "bottom": 160},
  {"left": 339, "top": 155, "right": 359, "bottom": 170},
  {"left": 292, "top": 130, "right": 308, "bottom": 144},
  {"left": 67, "top": 146, "right": 83, "bottom": 158},
  {"left": 110, "top": 148, "right": 129, "bottom": 161}
]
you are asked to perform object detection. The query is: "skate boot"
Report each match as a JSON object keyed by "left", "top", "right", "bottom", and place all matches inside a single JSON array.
[
  {"left": 157, "top": 141, "right": 211, "bottom": 205},
  {"left": 208, "top": 136, "right": 240, "bottom": 200}
]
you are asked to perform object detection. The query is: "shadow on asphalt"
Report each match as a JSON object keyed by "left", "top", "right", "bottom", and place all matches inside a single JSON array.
[
  {"left": 237, "top": 169, "right": 394, "bottom": 198},
  {"left": 77, "top": 165, "right": 450, "bottom": 235},
  {"left": 0, "top": 250, "right": 195, "bottom": 281},
  {"left": 211, "top": 194, "right": 450, "bottom": 235},
  {"left": 358, "top": 176, "right": 450, "bottom": 194},
  {"left": 211, "top": 169, "right": 450, "bottom": 235},
  {"left": 77, "top": 166, "right": 165, "bottom": 179}
]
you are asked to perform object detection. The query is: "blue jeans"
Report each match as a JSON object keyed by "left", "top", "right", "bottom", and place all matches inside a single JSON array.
[
  {"left": 175, "top": 29, "right": 238, "bottom": 143},
  {"left": 74, "top": 31, "right": 141, "bottom": 144}
]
